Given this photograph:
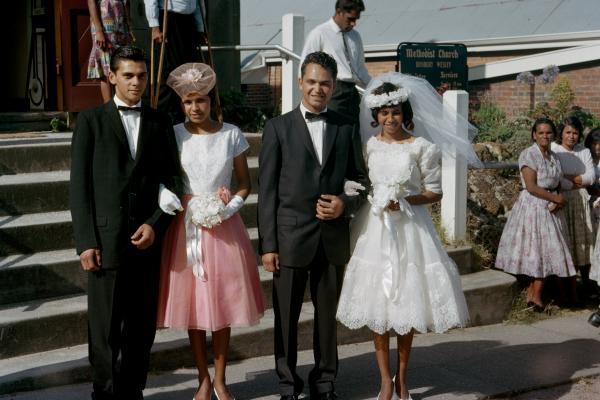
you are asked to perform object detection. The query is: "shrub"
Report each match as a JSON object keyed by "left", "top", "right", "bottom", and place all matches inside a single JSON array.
[{"left": 219, "top": 90, "right": 274, "bottom": 133}]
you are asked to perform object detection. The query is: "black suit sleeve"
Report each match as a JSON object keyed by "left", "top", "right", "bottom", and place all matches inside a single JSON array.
[
  {"left": 258, "top": 119, "right": 282, "bottom": 254},
  {"left": 339, "top": 123, "right": 369, "bottom": 216},
  {"left": 69, "top": 111, "right": 99, "bottom": 254},
  {"left": 143, "top": 114, "right": 181, "bottom": 235}
]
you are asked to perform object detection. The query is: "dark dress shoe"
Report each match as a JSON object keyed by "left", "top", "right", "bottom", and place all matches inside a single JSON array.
[
  {"left": 315, "top": 392, "right": 337, "bottom": 400},
  {"left": 589, "top": 310, "right": 600, "bottom": 327}
]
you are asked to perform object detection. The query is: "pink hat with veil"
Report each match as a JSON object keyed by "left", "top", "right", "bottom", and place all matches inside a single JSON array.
[{"left": 166, "top": 63, "right": 217, "bottom": 97}]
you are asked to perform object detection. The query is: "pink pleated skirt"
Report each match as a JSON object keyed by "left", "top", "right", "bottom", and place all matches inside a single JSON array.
[{"left": 157, "top": 195, "right": 266, "bottom": 331}]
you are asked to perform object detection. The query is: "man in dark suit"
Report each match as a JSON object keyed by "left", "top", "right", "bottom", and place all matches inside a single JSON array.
[
  {"left": 258, "top": 51, "right": 369, "bottom": 400},
  {"left": 69, "top": 46, "right": 180, "bottom": 400}
]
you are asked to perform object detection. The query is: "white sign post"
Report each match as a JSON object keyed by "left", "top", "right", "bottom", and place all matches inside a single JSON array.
[
  {"left": 441, "top": 90, "right": 469, "bottom": 242},
  {"left": 281, "top": 14, "right": 304, "bottom": 114}
]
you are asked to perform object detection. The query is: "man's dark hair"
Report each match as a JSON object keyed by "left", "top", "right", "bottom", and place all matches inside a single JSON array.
[
  {"left": 300, "top": 51, "right": 338, "bottom": 80},
  {"left": 556, "top": 116, "right": 584, "bottom": 144},
  {"left": 110, "top": 46, "right": 146, "bottom": 72},
  {"left": 369, "top": 82, "right": 414, "bottom": 129},
  {"left": 335, "top": 0, "right": 365, "bottom": 12}
]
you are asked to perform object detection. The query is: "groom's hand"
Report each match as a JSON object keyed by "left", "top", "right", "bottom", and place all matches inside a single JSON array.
[
  {"left": 262, "top": 252, "right": 280, "bottom": 272},
  {"left": 316, "top": 194, "right": 345, "bottom": 220}
]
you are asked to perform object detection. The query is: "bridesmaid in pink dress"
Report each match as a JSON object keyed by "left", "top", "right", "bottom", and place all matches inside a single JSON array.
[{"left": 156, "top": 63, "right": 266, "bottom": 400}]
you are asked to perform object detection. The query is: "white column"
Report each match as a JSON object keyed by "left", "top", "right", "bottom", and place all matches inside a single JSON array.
[
  {"left": 441, "top": 90, "right": 469, "bottom": 242},
  {"left": 281, "top": 14, "right": 304, "bottom": 114}
]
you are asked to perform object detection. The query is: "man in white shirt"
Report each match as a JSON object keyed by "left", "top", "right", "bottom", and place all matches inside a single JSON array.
[
  {"left": 300, "top": 0, "right": 371, "bottom": 122},
  {"left": 144, "top": 0, "right": 205, "bottom": 123}
]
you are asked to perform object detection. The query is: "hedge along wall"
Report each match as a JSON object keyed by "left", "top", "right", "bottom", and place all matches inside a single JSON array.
[{"left": 242, "top": 52, "right": 600, "bottom": 118}]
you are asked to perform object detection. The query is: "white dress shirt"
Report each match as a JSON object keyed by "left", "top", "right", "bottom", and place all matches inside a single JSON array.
[
  {"left": 114, "top": 96, "right": 141, "bottom": 159},
  {"left": 144, "top": 0, "right": 204, "bottom": 31},
  {"left": 300, "top": 18, "right": 371, "bottom": 87},
  {"left": 300, "top": 102, "right": 327, "bottom": 165}
]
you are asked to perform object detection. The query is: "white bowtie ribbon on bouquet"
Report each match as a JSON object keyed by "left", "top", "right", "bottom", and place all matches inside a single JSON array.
[
  {"left": 368, "top": 163, "right": 414, "bottom": 304},
  {"left": 185, "top": 192, "right": 226, "bottom": 281}
]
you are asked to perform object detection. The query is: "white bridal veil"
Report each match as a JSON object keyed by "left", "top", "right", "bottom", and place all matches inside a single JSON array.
[{"left": 359, "top": 72, "right": 482, "bottom": 167}]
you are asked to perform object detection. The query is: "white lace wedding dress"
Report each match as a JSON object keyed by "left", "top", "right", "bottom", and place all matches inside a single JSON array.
[{"left": 336, "top": 136, "right": 470, "bottom": 335}]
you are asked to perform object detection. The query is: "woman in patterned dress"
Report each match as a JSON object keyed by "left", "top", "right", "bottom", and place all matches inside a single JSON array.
[
  {"left": 87, "top": 0, "right": 133, "bottom": 102},
  {"left": 495, "top": 118, "right": 576, "bottom": 309}
]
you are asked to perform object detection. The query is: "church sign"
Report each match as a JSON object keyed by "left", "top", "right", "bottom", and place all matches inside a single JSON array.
[{"left": 396, "top": 43, "right": 468, "bottom": 91}]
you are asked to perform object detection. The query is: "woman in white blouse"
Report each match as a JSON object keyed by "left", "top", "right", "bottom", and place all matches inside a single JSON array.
[{"left": 551, "top": 116, "right": 594, "bottom": 304}]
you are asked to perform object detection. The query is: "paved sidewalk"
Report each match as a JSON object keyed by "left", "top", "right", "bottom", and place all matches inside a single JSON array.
[{"left": 2, "top": 310, "right": 600, "bottom": 400}]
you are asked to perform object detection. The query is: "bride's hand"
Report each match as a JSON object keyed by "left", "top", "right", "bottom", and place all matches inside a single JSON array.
[{"left": 387, "top": 201, "right": 400, "bottom": 211}]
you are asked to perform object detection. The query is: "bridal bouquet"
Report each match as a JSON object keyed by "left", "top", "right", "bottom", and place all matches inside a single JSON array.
[
  {"left": 369, "top": 168, "right": 413, "bottom": 216},
  {"left": 187, "top": 191, "right": 227, "bottom": 229}
]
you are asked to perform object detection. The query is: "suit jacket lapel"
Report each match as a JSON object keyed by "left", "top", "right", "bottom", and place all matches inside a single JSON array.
[
  {"left": 292, "top": 107, "right": 320, "bottom": 165},
  {"left": 105, "top": 101, "right": 133, "bottom": 160},
  {"left": 134, "top": 105, "right": 152, "bottom": 165},
  {"left": 321, "top": 118, "right": 338, "bottom": 168}
]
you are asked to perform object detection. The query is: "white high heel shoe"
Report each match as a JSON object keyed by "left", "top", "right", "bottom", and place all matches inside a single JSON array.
[
  {"left": 392, "top": 376, "right": 412, "bottom": 400},
  {"left": 213, "top": 386, "right": 236, "bottom": 400}
]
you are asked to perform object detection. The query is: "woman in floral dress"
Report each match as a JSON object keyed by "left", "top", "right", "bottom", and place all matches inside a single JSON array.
[
  {"left": 87, "top": 0, "right": 133, "bottom": 102},
  {"left": 495, "top": 118, "right": 576, "bottom": 309}
]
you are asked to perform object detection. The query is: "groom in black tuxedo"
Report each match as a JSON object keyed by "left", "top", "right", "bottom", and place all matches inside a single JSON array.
[
  {"left": 258, "top": 51, "right": 368, "bottom": 399},
  {"left": 69, "top": 46, "right": 180, "bottom": 400}
]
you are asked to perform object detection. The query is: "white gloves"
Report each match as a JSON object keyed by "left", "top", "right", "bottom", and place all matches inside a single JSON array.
[
  {"left": 344, "top": 180, "right": 366, "bottom": 196},
  {"left": 594, "top": 197, "right": 600, "bottom": 208},
  {"left": 220, "top": 195, "right": 245, "bottom": 221},
  {"left": 158, "top": 184, "right": 183, "bottom": 215}
]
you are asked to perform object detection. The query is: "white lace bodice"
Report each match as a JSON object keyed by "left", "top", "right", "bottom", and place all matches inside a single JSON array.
[
  {"left": 365, "top": 136, "right": 442, "bottom": 196},
  {"left": 174, "top": 122, "right": 249, "bottom": 195}
]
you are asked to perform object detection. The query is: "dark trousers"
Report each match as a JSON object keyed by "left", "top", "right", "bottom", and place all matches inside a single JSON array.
[
  {"left": 273, "top": 243, "right": 345, "bottom": 396},
  {"left": 88, "top": 252, "right": 160, "bottom": 400},
  {"left": 328, "top": 80, "right": 361, "bottom": 123},
  {"left": 155, "top": 11, "right": 200, "bottom": 124}
]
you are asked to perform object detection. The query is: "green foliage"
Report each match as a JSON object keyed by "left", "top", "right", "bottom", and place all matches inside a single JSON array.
[
  {"left": 551, "top": 76, "right": 575, "bottom": 121},
  {"left": 49, "top": 117, "right": 67, "bottom": 132},
  {"left": 502, "top": 129, "right": 532, "bottom": 161},
  {"left": 472, "top": 101, "right": 515, "bottom": 143},
  {"left": 472, "top": 101, "right": 506, "bottom": 130},
  {"left": 527, "top": 77, "right": 576, "bottom": 122},
  {"left": 569, "top": 107, "right": 600, "bottom": 130},
  {"left": 219, "top": 90, "right": 275, "bottom": 133}
]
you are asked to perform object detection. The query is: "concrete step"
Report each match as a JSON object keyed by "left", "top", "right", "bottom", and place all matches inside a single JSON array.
[
  {"left": 0, "top": 171, "right": 70, "bottom": 216},
  {"left": 0, "top": 269, "right": 517, "bottom": 394},
  {"left": 0, "top": 211, "right": 74, "bottom": 256},
  {"left": 0, "top": 133, "right": 71, "bottom": 174},
  {"left": 0, "top": 249, "right": 84, "bottom": 305},
  {"left": 0, "top": 132, "right": 259, "bottom": 175},
  {"left": 0, "top": 112, "right": 69, "bottom": 133},
  {"left": 0, "top": 269, "right": 514, "bottom": 361}
]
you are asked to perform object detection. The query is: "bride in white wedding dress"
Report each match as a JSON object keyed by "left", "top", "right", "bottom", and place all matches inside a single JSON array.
[{"left": 336, "top": 74, "right": 479, "bottom": 400}]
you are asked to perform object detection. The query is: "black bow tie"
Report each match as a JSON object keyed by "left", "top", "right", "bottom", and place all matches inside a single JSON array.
[
  {"left": 117, "top": 105, "right": 142, "bottom": 112},
  {"left": 304, "top": 111, "right": 328, "bottom": 121}
]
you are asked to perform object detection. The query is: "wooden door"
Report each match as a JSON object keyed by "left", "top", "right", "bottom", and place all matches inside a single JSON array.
[{"left": 59, "top": 0, "right": 102, "bottom": 111}]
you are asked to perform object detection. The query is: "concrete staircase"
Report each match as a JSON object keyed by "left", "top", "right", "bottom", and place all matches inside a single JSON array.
[{"left": 0, "top": 130, "right": 517, "bottom": 395}]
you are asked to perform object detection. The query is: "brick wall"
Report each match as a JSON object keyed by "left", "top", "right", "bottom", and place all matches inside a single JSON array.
[
  {"left": 243, "top": 54, "right": 600, "bottom": 119},
  {"left": 469, "top": 61, "right": 600, "bottom": 118}
]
